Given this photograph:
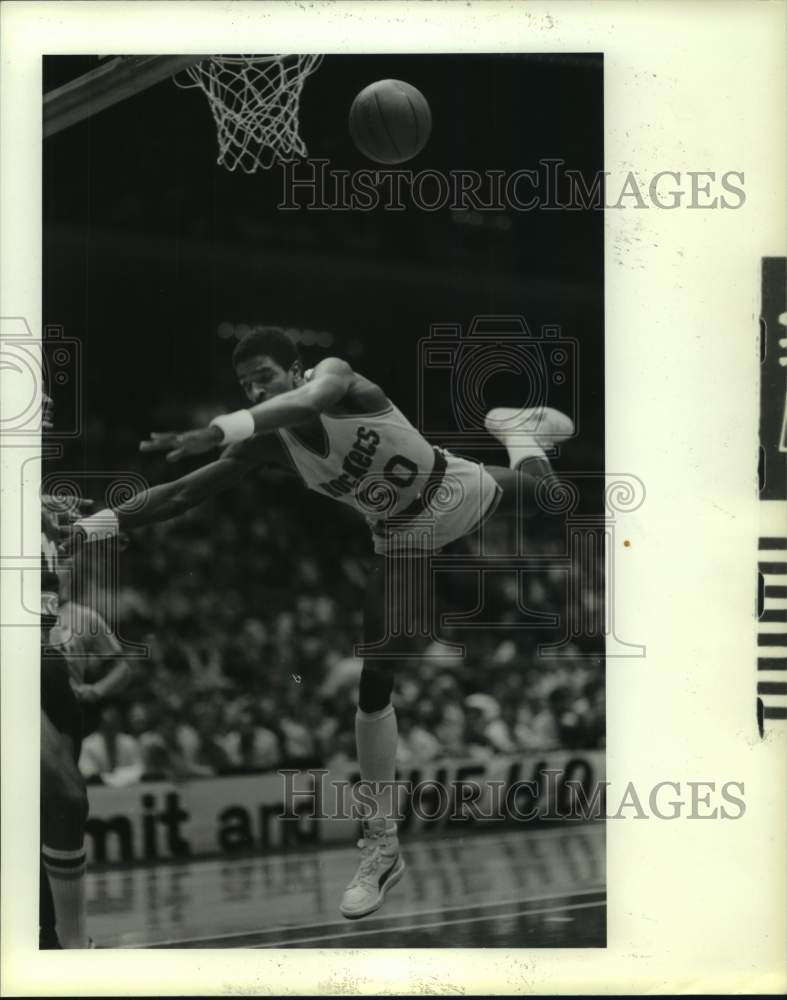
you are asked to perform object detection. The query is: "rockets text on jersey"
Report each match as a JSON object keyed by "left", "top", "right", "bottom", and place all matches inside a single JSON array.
[
  {"left": 276, "top": 403, "right": 438, "bottom": 520},
  {"left": 319, "top": 424, "right": 381, "bottom": 498}
]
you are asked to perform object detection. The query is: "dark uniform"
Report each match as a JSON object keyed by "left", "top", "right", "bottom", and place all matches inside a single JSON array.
[
  {"left": 40, "top": 507, "right": 82, "bottom": 751},
  {"left": 40, "top": 505, "right": 84, "bottom": 948}
]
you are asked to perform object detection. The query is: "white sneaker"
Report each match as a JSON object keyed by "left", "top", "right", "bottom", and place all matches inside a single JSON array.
[
  {"left": 339, "top": 822, "right": 405, "bottom": 920},
  {"left": 485, "top": 406, "right": 574, "bottom": 449}
]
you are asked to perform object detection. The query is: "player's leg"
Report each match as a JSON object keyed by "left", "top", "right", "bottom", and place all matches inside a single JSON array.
[
  {"left": 40, "top": 651, "right": 90, "bottom": 948},
  {"left": 483, "top": 405, "right": 574, "bottom": 518},
  {"left": 41, "top": 710, "right": 90, "bottom": 947},
  {"left": 486, "top": 406, "right": 574, "bottom": 471},
  {"left": 340, "top": 556, "right": 405, "bottom": 919},
  {"left": 39, "top": 855, "right": 58, "bottom": 949},
  {"left": 40, "top": 648, "right": 84, "bottom": 948}
]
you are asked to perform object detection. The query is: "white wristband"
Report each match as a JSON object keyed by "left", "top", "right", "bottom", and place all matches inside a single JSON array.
[
  {"left": 75, "top": 509, "right": 119, "bottom": 542},
  {"left": 210, "top": 409, "right": 256, "bottom": 445}
]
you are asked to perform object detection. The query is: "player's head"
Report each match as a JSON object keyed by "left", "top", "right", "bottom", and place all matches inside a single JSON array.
[
  {"left": 232, "top": 327, "right": 303, "bottom": 404},
  {"left": 98, "top": 703, "right": 123, "bottom": 734}
]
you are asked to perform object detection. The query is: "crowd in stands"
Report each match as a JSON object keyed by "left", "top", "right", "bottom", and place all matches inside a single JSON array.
[{"left": 67, "top": 459, "right": 605, "bottom": 787}]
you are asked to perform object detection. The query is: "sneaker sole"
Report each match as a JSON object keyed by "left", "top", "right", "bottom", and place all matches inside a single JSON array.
[
  {"left": 485, "top": 406, "right": 574, "bottom": 447},
  {"left": 339, "top": 855, "right": 406, "bottom": 921}
]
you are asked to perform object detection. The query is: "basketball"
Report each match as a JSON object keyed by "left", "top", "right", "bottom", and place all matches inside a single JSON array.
[{"left": 349, "top": 79, "right": 432, "bottom": 164}]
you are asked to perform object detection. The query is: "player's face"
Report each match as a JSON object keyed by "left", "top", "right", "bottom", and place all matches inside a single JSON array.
[{"left": 235, "top": 354, "right": 299, "bottom": 404}]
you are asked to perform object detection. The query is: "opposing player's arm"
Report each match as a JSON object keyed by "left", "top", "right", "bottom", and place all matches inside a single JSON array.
[
  {"left": 74, "top": 610, "right": 133, "bottom": 702},
  {"left": 140, "top": 358, "right": 355, "bottom": 462},
  {"left": 77, "top": 658, "right": 131, "bottom": 703},
  {"left": 105, "top": 458, "right": 248, "bottom": 532},
  {"left": 64, "top": 435, "right": 279, "bottom": 546}
]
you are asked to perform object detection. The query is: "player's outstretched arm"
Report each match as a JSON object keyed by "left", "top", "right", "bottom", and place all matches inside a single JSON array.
[
  {"left": 60, "top": 452, "right": 258, "bottom": 551},
  {"left": 71, "top": 608, "right": 133, "bottom": 703},
  {"left": 75, "top": 657, "right": 132, "bottom": 704},
  {"left": 247, "top": 357, "right": 354, "bottom": 428},
  {"left": 141, "top": 358, "right": 354, "bottom": 462}
]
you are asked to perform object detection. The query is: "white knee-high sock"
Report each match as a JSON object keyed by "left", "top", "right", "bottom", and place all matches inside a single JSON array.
[
  {"left": 486, "top": 408, "right": 551, "bottom": 471},
  {"left": 355, "top": 705, "right": 398, "bottom": 831},
  {"left": 41, "top": 843, "right": 88, "bottom": 948},
  {"left": 506, "top": 440, "right": 550, "bottom": 473},
  {"left": 514, "top": 451, "right": 554, "bottom": 478}
]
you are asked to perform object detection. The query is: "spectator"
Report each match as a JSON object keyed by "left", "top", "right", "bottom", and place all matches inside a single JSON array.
[
  {"left": 188, "top": 695, "right": 235, "bottom": 774},
  {"left": 433, "top": 704, "right": 466, "bottom": 757},
  {"left": 324, "top": 730, "right": 356, "bottom": 772},
  {"left": 397, "top": 709, "right": 441, "bottom": 764},
  {"left": 464, "top": 693, "right": 516, "bottom": 756},
  {"left": 222, "top": 702, "right": 282, "bottom": 771},
  {"left": 279, "top": 708, "right": 319, "bottom": 767},
  {"left": 300, "top": 698, "right": 339, "bottom": 762},
  {"left": 78, "top": 704, "right": 144, "bottom": 787},
  {"left": 139, "top": 707, "right": 213, "bottom": 781},
  {"left": 127, "top": 701, "right": 153, "bottom": 739},
  {"left": 64, "top": 450, "right": 605, "bottom": 777},
  {"left": 526, "top": 693, "right": 563, "bottom": 750},
  {"left": 320, "top": 653, "right": 362, "bottom": 700}
]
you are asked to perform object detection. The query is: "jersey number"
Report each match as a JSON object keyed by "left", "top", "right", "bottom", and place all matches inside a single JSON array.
[{"left": 383, "top": 454, "right": 419, "bottom": 488}]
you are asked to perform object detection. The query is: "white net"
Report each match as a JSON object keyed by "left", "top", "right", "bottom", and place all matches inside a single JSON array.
[{"left": 174, "top": 55, "right": 323, "bottom": 173}]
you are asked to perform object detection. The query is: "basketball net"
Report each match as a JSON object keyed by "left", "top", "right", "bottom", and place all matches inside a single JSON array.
[{"left": 174, "top": 55, "right": 323, "bottom": 173}]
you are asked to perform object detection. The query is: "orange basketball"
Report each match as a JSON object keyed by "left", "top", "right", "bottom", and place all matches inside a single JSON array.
[{"left": 349, "top": 79, "right": 432, "bottom": 164}]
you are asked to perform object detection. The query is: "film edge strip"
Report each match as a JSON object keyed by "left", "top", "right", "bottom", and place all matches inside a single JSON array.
[{"left": 756, "top": 256, "right": 787, "bottom": 736}]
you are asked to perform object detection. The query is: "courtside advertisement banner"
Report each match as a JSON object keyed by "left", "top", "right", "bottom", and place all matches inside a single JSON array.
[{"left": 82, "top": 752, "right": 606, "bottom": 864}]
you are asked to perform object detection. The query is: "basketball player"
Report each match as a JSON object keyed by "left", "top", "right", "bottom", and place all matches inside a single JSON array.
[
  {"left": 67, "top": 328, "right": 572, "bottom": 920},
  {"left": 50, "top": 556, "right": 132, "bottom": 709},
  {"left": 40, "top": 394, "right": 92, "bottom": 948}
]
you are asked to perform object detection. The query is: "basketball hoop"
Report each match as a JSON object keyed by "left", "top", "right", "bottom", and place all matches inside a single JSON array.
[{"left": 174, "top": 55, "right": 323, "bottom": 173}]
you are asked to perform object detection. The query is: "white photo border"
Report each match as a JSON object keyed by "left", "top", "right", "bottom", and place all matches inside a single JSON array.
[{"left": 1, "top": 0, "right": 786, "bottom": 994}]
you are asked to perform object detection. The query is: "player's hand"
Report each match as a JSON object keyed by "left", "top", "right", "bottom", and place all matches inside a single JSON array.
[
  {"left": 139, "top": 427, "right": 223, "bottom": 462},
  {"left": 42, "top": 494, "right": 94, "bottom": 524},
  {"left": 56, "top": 522, "right": 87, "bottom": 557},
  {"left": 57, "top": 523, "right": 130, "bottom": 556}
]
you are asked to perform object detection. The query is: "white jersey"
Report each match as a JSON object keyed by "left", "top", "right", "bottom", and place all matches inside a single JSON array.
[
  {"left": 277, "top": 402, "right": 436, "bottom": 518},
  {"left": 277, "top": 401, "right": 502, "bottom": 554}
]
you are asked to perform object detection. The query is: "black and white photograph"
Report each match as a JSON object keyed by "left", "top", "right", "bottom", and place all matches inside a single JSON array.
[
  {"left": 1, "top": 2, "right": 785, "bottom": 995},
  {"left": 39, "top": 49, "right": 605, "bottom": 949}
]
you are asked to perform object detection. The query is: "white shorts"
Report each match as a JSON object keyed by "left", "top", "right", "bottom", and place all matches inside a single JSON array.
[{"left": 368, "top": 449, "right": 503, "bottom": 556}]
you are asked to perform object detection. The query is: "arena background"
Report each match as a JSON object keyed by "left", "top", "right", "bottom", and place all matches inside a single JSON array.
[{"left": 41, "top": 52, "right": 605, "bottom": 947}]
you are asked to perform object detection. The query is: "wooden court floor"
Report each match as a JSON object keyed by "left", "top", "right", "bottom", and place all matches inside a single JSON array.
[{"left": 86, "top": 822, "right": 605, "bottom": 949}]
